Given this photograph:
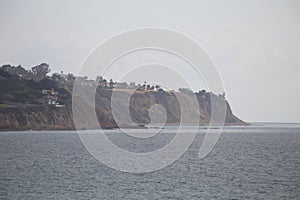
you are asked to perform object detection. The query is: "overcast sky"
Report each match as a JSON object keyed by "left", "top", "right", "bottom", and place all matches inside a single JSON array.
[{"left": 0, "top": 0, "right": 299, "bottom": 123}]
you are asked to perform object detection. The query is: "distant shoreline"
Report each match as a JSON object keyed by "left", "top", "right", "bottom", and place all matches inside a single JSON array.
[{"left": 0, "top": 122, "right": 250, "bottom": 132}]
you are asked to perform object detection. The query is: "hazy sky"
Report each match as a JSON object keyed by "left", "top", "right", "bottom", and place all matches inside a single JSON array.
[{"left": 0, "top": 0, "right": 299, "bottom": 123}]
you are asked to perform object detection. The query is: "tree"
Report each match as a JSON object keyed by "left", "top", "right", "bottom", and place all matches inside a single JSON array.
[
  {"left": 31, "top": 63, "right": 51, "bottom": 80},
  {"left": 109, "top": 79, "right": 114, "bottom": 88},
  {"left": 201, "top": 89, "right": 206, "bottom": 94},
  {"left": 219, "top": 92, "right": 226, "bottom": 99},
  {"left": 102, "top": 79, "right": 107, "bottom": 87},
  {"left": 96, "top": 76, "right": 103, "bottom": 84},
  {"left": 51, "top": 73, "right": 62, "bottom": 81},
  {"left": 197, "top": 89, "right": 207, "bottom": 98},
  {"left": 1, "top": 64, "right": 33, "bottom": 79},
  {"left": 67, "top": 73, "right": 75, "bottom": 81}
]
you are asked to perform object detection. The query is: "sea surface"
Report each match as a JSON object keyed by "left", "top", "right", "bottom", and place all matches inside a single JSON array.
[{"left": 0, "top": 123, "right": 299, "bottom": 199}]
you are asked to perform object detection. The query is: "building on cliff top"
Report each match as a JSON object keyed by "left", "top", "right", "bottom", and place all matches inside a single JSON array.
[{"left": 39, "top": 88, "right": 58, "bottom": 105}]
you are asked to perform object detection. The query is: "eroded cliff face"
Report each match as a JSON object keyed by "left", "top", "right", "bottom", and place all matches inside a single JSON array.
[
  {"left": 0, "top": 88, "right": 247, "bottom": 131},
  {"left": 74, "top": 88, "right": 247, "bottom": 129},
  {"left": 0, "top": 105, "right": 74, "bottom": 131}
]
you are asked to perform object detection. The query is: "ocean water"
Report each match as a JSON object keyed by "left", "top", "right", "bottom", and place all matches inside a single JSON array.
[{"left": 0, "top": 123, "right": 299, "bottom": 199}]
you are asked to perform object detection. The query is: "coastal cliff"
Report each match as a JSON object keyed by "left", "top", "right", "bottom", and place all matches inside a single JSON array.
[
  {"left": 0, "top": 88, "right": 246, "bottom": 131},
  {"left": 0, "top": 105, "right": 74, "bottom": 131},
  {"left": 0, "top": 64, "right": 247, "bottom": 131},
  {"left": 92, "top": 88, "right": 246, "bottom": 129}
]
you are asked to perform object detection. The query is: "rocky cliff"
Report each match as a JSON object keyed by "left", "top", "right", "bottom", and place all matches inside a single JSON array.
[
  {"left": 0, "top": 66, "right": 247, "bottom": 130},
  {"left": 0, "top": 105, "right": 74, "bottom": 131},
  {"left": 0, "top": 87, "right": 246, "bottom": 131},
  {"left": 92, "top": 88, "right": 247, "bottom": 129}
]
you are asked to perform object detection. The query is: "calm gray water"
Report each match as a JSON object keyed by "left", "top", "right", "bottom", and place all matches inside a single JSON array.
[{"left": 0, "top": 124, "right": 299, "bottom": 199}]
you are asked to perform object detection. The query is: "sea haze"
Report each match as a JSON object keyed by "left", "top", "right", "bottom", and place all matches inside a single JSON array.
[{"left": 0, "top": 124, "right": 299, "bottom": 199}]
